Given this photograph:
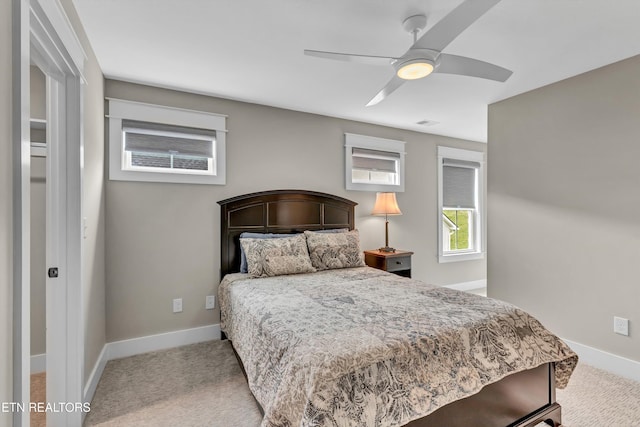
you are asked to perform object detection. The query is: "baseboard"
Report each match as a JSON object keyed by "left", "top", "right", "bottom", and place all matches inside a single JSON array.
[
  {"left": 31, "top": 353, "right": 46, "bottom": 374},
  {"left": 84, "top": 344, "right": 108, "bottom": 405},
  {"left": 442, "top": 279, "right": 487, "bottom": 292},
  {"left": 106, "top": 324, "right": 221, "bottom": 361},
  {"left": 563, "top": 338, "right": 640, "bottom": 382}
]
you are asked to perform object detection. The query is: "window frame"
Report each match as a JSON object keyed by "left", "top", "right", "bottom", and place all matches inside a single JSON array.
[
  {"left": 345, "top": 133, "right": 405, "bottom": 192},
  {"left": 108, "top": 98, "right": 227, "bottom": 185},
  {"left": 437, "top": 146, "right": 486, "bottom": 263}
]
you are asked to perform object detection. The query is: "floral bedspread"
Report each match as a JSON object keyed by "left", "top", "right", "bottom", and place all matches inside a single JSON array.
[{"left": 218, "top": 267, "right": 577, "bottom": 427}]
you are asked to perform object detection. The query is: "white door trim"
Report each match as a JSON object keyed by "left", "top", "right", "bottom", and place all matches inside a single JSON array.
[
  {"left": 11, "top": 2, "right": 31, "bottom": 426},
  {"left": 13, "top": 0, "right": 85, "bottom": 425}
]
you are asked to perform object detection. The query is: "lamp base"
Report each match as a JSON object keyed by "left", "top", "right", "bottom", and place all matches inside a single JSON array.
[{"left": 378, "top": 246, "right": 396, "bottom": 253}]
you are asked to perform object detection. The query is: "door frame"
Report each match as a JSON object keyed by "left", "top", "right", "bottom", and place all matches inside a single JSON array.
[{"left": 12, "top": 0, "right": 85, "bottom": 425}]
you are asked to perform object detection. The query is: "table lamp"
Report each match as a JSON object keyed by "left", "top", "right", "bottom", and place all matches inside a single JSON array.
[{"left": 371, "top": 192, "right": 402, "bottom": 252}]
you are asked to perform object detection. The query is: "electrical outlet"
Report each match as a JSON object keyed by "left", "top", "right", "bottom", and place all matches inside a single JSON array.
[
  {"left": 173, "top": 298, "right": 183, "bottom": 313},
  {"left": 205, "top": 295, "right": 215, "bottom": 310},
  {"left": 613, "top": 316, "right": 629, "bottom": 336}
]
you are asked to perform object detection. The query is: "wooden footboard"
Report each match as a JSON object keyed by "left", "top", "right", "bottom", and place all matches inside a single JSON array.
[
  {"left": 405, "top": 363, "right": 561, "bottom": 427},
  {"left": 226, "top": 335, "right": 561, "bottom": 427}
]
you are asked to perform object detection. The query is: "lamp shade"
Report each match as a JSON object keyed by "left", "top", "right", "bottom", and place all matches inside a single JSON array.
[{"left": 371, "top": 192, "right": 402, "bottom": 216}]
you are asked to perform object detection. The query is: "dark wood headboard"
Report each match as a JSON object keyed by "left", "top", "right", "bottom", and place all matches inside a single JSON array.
[{"left": 217, "top": 190, "right": 357, "bottom": 278}]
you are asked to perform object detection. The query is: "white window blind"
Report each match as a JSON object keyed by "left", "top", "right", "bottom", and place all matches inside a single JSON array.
[
  {"left": 351, "top": 148, "right": 399, "bottom": 173},
  {"left": 123, "top": 120, "right": 215, "bottom": 172},
  {"left": 442, "top": 159, "right": 480, "bottom": 209}
]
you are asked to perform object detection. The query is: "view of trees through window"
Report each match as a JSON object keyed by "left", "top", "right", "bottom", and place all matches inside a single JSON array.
[{"left": 443, "top": 209, "right": 472, "bottom": 251}]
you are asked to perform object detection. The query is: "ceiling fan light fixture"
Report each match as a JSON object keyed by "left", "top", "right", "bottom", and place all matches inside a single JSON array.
[{"left": 396, "top": 59, "right": 434, "bottom": 80}]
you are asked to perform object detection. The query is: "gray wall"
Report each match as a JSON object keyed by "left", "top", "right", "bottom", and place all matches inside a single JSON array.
[
  {"left": 30, "top": 66, "right": 46, "bottom": 121},
  {"left": 104, "top": 79, "right": 487, "bottom": 342},
  {"left": 30, "top": 66, "right": 46, "bottom": 358},
  {"left": 488, "top": 55, "right": 640, "bottom": 362},
  {"left": 1, "top": 0, "right": 14, "bottom": 422},
  {"left": 30, "top": 156, "right": 46, "bottom": 357}
]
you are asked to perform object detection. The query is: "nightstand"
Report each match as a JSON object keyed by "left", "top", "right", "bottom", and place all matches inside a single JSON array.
[{"left": 364, "top": 250, "right": 413, "bottom": 278}]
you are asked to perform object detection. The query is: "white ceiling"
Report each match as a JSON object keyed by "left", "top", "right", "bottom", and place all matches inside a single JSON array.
[{"left": 73, "top": 0, "right": 640, "bottom": 142}]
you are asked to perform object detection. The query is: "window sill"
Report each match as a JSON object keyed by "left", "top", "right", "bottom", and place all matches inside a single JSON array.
[
  {"left": 109, "top": 168, "right": 225, "bottom": 185},
  {"left": 438, "top": 251, "right": 485, "bottom": 264}
]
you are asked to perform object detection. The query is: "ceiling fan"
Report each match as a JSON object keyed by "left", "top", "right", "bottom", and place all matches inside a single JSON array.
[{"left": 304, "top": 0, "right": 512, "bottom": 106}]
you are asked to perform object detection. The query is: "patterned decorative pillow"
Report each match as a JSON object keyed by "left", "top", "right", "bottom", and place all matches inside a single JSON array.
[
  {"left": 239, "top": 232, "right": 299, "bottom": 273},
  {"left": 304, "top": 229, "right": 365, "bottom": 271},
  {"left": 240, "top": 234, "right": 316, "bottom": 278}
]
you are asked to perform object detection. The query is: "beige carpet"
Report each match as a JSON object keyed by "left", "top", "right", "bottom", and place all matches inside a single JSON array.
[
  {"left": 557, "top": 363, "right": 640, "bottom": 427},
  {"left": 84, "top": 341, "right": 262, "bottom": 426},
  {"left": 85, "top": 340, "right": 640, "bottom": 427}
]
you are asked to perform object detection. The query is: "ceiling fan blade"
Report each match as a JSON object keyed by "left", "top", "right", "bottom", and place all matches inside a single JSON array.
[
  {"left": 436, "top": 53, "right": 512, "bottom": 82},
  {"left": 366, "top": 75, "right": 406, "bottom": 106},
  {"left": 304, "top": 49, "right": 395, "bottom": 66},
  {"left": 413, "top": 0, "right": 502, "bottom": 52}
]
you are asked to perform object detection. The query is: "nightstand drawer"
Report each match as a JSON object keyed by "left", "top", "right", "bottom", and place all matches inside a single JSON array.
[
  {"left": 386, "top": 256, "right": 411, "bottom": 272},
  {"left": 364, "top": 250, "right": 414, "bottom": 278}
]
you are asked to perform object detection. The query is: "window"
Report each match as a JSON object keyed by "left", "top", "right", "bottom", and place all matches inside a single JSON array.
[
  {"left": 351, "top": 147, "right": 400, "bottom": 185},
  {"left": 437, "top": 146, "right": 485, "bottom": 262},
  {"left": 108, "top": 98, "right": 226, "bottom": 185},
  {"left": 345, "top": 133, "right": 405, "bottom": 192}
]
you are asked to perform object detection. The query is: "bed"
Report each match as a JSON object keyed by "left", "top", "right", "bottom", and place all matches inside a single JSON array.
[{"left": 217, "top": 189, "right": 577, "bottom": 427}]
